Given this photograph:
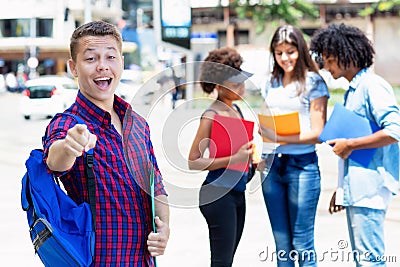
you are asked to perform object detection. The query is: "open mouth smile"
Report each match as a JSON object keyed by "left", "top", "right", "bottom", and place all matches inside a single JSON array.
[{"left": 94, "top": 77, "right": 112, "bottom": 89}]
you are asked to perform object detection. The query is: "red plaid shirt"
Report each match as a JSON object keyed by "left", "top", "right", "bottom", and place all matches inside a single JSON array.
[{"left": 43, "top": 91, "right": 166, "bottom": 266}]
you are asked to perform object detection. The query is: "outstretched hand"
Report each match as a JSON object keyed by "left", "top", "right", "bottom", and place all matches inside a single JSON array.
[{"left": 65, "top": 124, "right": 97, "bottom": 157}]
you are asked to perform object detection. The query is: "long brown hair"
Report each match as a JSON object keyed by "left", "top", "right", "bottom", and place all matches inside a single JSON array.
[{"left": 269, "top": 25, "right": 318, "bottom": 95}]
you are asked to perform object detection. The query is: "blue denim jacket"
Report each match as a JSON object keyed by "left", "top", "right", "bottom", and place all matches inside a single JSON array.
[{"left": 343, "top": 68, "right": 400, "bottom": 206}]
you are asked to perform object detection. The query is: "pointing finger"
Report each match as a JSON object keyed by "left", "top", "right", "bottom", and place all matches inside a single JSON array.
[
  {"left": 75, "top": 124, "right": 88, "bottom": 134},
  {"left": 85, "top": 133, "right": 97, "bottom": 151}
]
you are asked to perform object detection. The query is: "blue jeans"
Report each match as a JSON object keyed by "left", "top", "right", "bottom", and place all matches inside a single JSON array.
[
  {"left": 261, "top": 152, "right": 321, "bottom": 267},
  {"left": 346, "top": 206, "right": 387, "bottom": 267}
]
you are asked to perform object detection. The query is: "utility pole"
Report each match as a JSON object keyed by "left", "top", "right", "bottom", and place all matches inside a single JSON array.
[
  {"left": 28, "top": 17, "right": 38, "bottom": 79},
  {"left": 154, "top": 0, "right": 194, "bottom": 106}
]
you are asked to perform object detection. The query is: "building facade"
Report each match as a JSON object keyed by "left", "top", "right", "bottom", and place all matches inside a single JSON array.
[
  {"left": 0, "top": 0, "right": 124, "bottom": 76},
  {"left": 1, "top": 0, "right": 399, "bottom": 85},
  {"left": 189, "top": 2, "right": 400, "bottom": 86}
]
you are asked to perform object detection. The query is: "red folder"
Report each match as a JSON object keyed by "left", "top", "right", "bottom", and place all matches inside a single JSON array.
[{"left": 209, "top": 114, "right": 254, "bottom": 172}]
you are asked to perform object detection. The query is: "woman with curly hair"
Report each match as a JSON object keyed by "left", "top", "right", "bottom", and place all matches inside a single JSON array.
[
  {"left": 188, "top": 47, "right": 255, "bottom": 267},
  {"left": 258, "top": 25, "right": 329, "bottom": 267},
  {"left": 310, "top": 23, "right": 400, "bottom": 266}
]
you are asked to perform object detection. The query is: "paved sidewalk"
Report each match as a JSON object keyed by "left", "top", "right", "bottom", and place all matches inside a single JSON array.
[{"left": 144, "top": 101, "right": 400, "bottom": 267}]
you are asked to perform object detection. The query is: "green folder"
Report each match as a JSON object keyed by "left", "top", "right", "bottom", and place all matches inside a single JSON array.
[
  {"left": 150, "top": 166, "right": 157, "bottom": 267},
  {"left": 150, "top": 166, "right": 156, "bottom": 233}
]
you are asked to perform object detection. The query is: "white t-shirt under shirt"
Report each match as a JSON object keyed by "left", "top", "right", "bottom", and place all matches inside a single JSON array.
[{"left": 261, "top": 71, "right": 329, "bottom": 155}]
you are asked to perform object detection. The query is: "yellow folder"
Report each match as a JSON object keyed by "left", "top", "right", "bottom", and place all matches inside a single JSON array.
[{"left": 258, "top": 112, "right": 300, "bottom": 142}]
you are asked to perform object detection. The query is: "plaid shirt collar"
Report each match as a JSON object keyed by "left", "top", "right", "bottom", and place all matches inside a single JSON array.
[{"left": 75, "top": 90, "right": 130, "bottom": 127}]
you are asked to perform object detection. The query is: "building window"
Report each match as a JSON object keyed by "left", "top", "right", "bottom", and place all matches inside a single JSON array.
[
  {"left": 0, "top": 18, "right": 53, "bottom": 38},
  {"left": 37, "top": 19, "right": 53, "bottom": 37},
  {"left": 0, "top": 19, "right": 30, "bottom": 37},
  {"left": 217, "top": 29, "right": 249, "bottom": 47}
]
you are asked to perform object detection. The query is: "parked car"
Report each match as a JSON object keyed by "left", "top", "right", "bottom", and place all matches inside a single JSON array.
[
  {"left": 29, "top": 75, "right": 79, "bottom": 108},
  {"left": 20, "top": 75, "right": 78, "bottom": 120}
]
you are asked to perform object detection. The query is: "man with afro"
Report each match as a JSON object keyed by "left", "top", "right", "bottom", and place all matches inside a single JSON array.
[{"left": 310, "top": 23, "right": 400, "bottom": 266}]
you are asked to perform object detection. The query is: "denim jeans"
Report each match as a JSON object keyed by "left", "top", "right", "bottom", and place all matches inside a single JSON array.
[
  {"left": 261, "top": 152, "right": 321, "bottom": 267},
  {"left": 346, "top": 206, "right": 387, "bottom": 267}
]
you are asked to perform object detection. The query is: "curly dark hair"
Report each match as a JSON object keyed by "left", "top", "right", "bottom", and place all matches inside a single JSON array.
[
  {"left": 309, "top": 23, "right": 375, "bottom": 69},
  {"left": 199, "top": 47, "right": 243, "bottom": 94},
  {"left": 269, "top": 25, "right": 319, "bottom": 95}
]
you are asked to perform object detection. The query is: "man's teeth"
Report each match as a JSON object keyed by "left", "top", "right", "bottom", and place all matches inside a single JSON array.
[{"left": 94, "top": 77, "right": 112, "bottom": 86}]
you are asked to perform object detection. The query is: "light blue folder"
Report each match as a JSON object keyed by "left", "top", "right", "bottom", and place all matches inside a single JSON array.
[{"left": 319, "top": 103, "right": 380, "bottom": 167}]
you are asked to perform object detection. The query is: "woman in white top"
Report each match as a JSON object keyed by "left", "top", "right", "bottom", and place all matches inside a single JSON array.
[{"left": 259, "top": 25, "right": 329, "bottom": 267}]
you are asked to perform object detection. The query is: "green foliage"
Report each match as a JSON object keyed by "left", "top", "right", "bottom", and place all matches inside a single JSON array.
[
  {"left": 329, "top": 87, "right": 400, "bottom": 107},
  {"left": 233, "top": 0, "right": 318, "bottom": 34},
  {"left": 359, "top": 0, "right": 400, "bottom": 17}
]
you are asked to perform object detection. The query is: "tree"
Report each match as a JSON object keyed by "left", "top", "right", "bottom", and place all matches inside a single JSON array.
[
  {"left": 359, "top": 0, "right": 400, "bottom": 17},
  {"left": 233, "top": 0, "right": 318, "bottom": 34}
]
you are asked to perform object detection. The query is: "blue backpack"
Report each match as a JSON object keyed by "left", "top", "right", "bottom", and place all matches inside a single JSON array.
[{"left": 21, "top": 114, "right": 96, "bottom": 267}]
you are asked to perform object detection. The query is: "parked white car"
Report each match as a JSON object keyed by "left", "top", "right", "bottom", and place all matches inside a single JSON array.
[
  {"left": 20, "top": 75, "right": 78, "bottom": 120},
  {"left": 33, "top": 75, "right": 79, "bottom": 108}
]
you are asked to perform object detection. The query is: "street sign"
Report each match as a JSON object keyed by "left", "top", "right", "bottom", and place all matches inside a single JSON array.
[{"left": 160, "top": 0, "right": 191, "bottom": 50}]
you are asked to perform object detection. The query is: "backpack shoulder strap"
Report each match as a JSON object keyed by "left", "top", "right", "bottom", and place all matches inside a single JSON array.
[{"left": 55, "top": 112, "right": 96, "bottom": 230}]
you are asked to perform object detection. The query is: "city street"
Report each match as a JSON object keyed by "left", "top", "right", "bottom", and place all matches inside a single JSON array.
[{"left": 1, "top": 92, "right": 399, "bottom": 266}]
